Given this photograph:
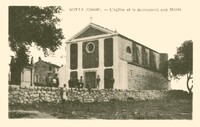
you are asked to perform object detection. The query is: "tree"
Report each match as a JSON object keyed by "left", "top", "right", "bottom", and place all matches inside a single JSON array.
[
  {"left": 9, "top": 46, "right": 31, "bottom": 85},
  {"left": 168, "top": 40, "right": 193, "bottom": 94},
  {"left": 9, "top": 6, "right": 64, "bottom": 66}
]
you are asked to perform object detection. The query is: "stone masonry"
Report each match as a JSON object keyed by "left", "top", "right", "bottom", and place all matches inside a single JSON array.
[
  {"left": 127, "top": 64, "right": 169, "bottom": 90},
  {"left": 9, "top": 85, "right": 168, "bottom": 104}
]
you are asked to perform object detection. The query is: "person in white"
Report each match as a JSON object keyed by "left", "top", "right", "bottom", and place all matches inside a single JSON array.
[
  {"left": 62, "top": 84, "right": 67, "bottom": 101},
  {"left": 52, "top": 78, "right": 57, "bottom": 86}
]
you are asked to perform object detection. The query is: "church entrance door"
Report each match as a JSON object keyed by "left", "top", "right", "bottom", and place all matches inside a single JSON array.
[{"left": 85, "top": 71, "right": 96, "bottom": 88}]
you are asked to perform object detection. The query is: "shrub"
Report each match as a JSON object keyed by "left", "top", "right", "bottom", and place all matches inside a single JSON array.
[
  {"left": 127, "top": 97, "right": 135, "bottom": 101},
  {"left": 166, "top": 90, "right": 191, "bottom": 100}
]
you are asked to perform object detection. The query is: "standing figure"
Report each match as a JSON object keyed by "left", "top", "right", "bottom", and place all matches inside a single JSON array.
[
  {"left": 79, "top": 76, "right": 84, "bottom": 88},
  {"left": 96, "top": 75, "right": 101, "bottom": 89},
  {"left": 52, "top": 78, "right": 57, "bottom": 87},
  {"left": 62, "top": 84, "right": 67, "bottom": 102},
  {"left": 88, "top": 83, "right": 91, "bottom": 94},
  {"left": 73, "top": 78, "right": 79, "bottom": 91},
  {"left": 56, "top": 76, "right": 59, "bottom": 87},
  {"left": 68, "top": 77, "right": 73, "bottom": 90},
  {"left": 110, "top": 78, "right": 115, "bottom": 89},
  {"left": 49, "top": 77, "right": 53, "bottom": 87},
  {"left": 76, "top": 78, "right": 80, "bottom": 91}
]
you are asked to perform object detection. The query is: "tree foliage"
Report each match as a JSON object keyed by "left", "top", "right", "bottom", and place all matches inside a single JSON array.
[
  {"left": 168, "top": 40, "right": 193, "bottom": 93},
  {"left": 9, "top": 6, "right": 64, "bottom": 85},
  {"left": 9, "top": 6, "right": 64, "bottom": 64}
]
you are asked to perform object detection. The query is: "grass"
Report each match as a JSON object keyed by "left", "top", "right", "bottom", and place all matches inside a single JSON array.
[
  {"left": 9, "top": 98, "right": 192, "bottom": 119},
  {"left": 9, "top": 112, "right": 34, "bottom": 118}
]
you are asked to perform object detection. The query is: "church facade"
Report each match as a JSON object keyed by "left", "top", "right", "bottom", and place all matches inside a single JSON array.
[{"left": 65, "top": 23, "right": 169, "bottom": 90}]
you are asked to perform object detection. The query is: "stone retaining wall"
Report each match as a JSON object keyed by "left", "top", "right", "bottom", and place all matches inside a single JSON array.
[
  {"left": 128, "top": 64, "right": 169, "bottom": 90},
  {"left": 9, "top": 85, "right": 168, "bottom": 104}
]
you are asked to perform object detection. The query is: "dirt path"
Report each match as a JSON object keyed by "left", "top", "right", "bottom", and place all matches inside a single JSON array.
[{"left": 9, "top": 110, "right": 57, "bottom": 119}]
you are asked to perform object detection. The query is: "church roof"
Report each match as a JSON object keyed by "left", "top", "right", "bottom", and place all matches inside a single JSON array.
[
  {"left": 67, "top": 22, "right": 117, "bottom": 42},
  {"left": 89, "top": 23, "right": 116, "bottom": 33},
  {"left": 67, "top": 23, "right": 161, "bottom": 53},
  {"left": 34, "top": 58, "right": 60, "bottom": 68}
]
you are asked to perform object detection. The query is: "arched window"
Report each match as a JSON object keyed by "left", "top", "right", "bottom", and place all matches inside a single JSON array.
[
  {"left": 150, "top": 51, "right": 156, "bottom": 70},
  {"left": 145, "top": 50, "right": 149, "bottom": 66},
  {"left": 136, "top": 47, "right": 140, "bottom": 63},
  {"left": 126, "top": 46, "right": 131, "bottom": 53},
  {"left": 142, "top": 47, "right": 148, "bottom": 67}
]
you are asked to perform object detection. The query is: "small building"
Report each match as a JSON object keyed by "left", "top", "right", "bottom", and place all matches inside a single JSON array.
[
  {"left": 65, "top": 23, "right": 169, "bottom": 90},
  {"left": 20, "top": 65, "right": 34, "bottom": 87},
  {"left": 9, "top": 56, "right": 34, "bottom": 87},
  {"left": 34, "top": 57, "right": 60, "bottom": 87}
]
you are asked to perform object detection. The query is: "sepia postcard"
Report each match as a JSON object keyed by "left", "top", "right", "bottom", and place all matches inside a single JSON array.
[{"left": 0, "top": 0, "right": 200, "bottom": 127}]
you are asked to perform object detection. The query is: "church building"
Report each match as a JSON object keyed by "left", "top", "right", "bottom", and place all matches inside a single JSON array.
[{"left": 65, "top": 23, "right": 169, "bottom": 90}]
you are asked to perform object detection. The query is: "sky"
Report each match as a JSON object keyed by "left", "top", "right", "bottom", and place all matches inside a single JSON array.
[
  {"left": 7, "top": 0, "right": 199, "bottom": 91},
  {"left": 30, "top": 2, "right": 193, "bottom": 64}
]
